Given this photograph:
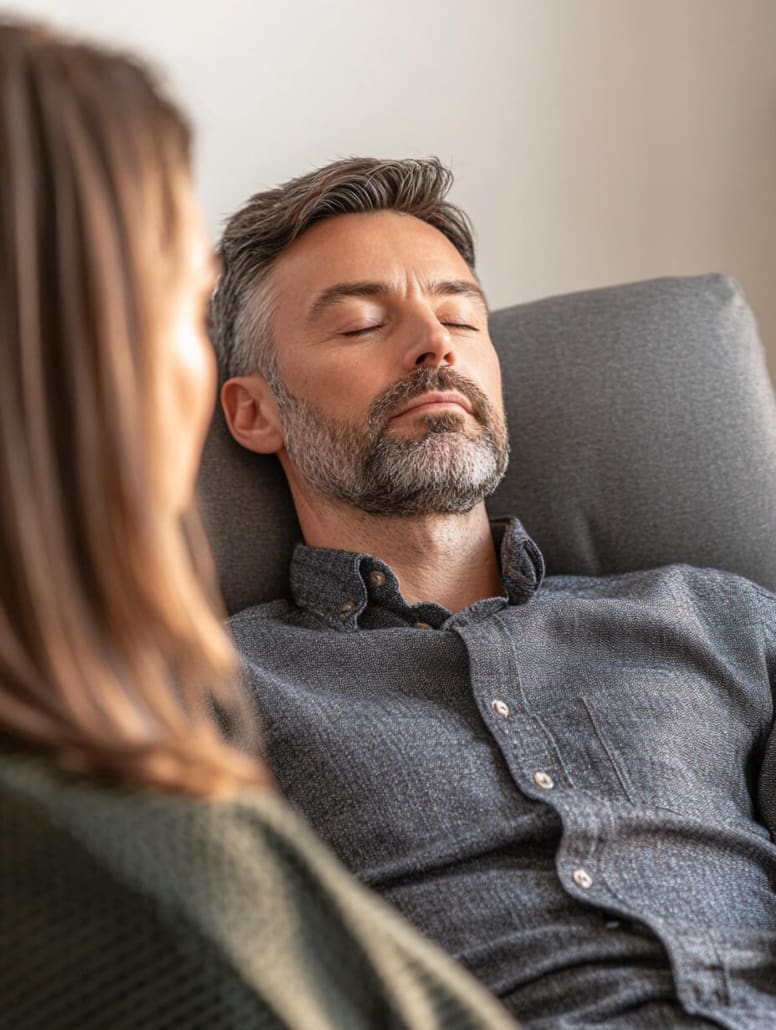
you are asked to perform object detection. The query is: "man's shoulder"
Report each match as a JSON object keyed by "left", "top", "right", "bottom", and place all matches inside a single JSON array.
[
  {"left": 229, "top": 597, "right": 293, "bottom": 624},
  {"left": 541, "top": 561, "right": 776, "bottom": 609},
  {"left": 228, "top": 597, "right": 321, "bottom": 644}
]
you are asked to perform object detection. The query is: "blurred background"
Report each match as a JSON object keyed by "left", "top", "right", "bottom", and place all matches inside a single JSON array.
[{"left": 6, "top": 0, "right": 776, "bottom": 378}]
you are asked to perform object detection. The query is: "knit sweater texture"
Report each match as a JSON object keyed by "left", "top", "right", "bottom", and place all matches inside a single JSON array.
[{"left": 0, "top": 755, "right": 517, "bottom": 1029}]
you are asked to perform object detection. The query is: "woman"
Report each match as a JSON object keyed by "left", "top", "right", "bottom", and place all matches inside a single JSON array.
[{"left": 0, "top": 20, "right": 517, "bottom": 1030}]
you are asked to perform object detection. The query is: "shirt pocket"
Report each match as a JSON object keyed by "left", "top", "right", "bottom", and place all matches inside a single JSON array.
[{"left": 578, "top": 666, "right": 760, "bottom": 823}]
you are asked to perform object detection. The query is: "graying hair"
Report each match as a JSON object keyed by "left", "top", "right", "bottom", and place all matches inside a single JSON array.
[{"left": 209, "top": 157, "right": 477, "bottom": 385}]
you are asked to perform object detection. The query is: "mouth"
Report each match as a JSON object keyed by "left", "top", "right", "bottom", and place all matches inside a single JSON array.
[{"left": 390, "top": 391, "right": 473, "bottom": 421}]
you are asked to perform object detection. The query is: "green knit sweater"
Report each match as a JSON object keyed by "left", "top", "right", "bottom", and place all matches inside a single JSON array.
[{"left": 0, "top": 756, "right": 517, "bottom": 1029}]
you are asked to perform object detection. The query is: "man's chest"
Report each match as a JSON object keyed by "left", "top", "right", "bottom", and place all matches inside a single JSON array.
[{"left": 235, "top": 592, "right": 772, "bottom": 867}]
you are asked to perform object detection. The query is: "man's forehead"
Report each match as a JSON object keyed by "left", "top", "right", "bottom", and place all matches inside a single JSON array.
[{"left": 270, "top": 210, "right": 478, "bottom": 312}]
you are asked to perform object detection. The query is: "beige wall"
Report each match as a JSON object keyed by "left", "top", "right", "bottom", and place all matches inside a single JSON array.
[{"left": 9, "top": 0, "right": 776, "bottom": 379}]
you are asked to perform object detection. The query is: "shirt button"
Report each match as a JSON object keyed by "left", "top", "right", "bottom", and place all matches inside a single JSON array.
[
  {"left": 368, "top": 570, "right": 387, "bottom": 588},
  {"left": 339, "top": 600, "right": 355, "bottom": 614},
  {"left": 572, "top": 868, "right": 593, "bottom": 889},
  {"left": 533, "top": 771, "right": 554, "bottom": 790},
  {"left": 491, "top": 699, "right": 510, "bottom": 718},
  {"left": 413, "top": 621, "right": 432, "bottom": 630}
]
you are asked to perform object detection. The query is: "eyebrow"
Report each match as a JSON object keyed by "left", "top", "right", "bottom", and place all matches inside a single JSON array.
[{"left": 305, "top": 278, "right": 488, "bottom": 324}]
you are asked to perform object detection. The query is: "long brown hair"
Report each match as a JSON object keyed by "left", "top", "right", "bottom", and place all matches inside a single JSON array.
[{"left": 0, "top": 20, "right": 266, "bottom": 796}]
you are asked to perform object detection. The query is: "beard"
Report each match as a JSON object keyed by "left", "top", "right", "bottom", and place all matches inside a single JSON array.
[{"left": 272, "top": 366, "right": 510, "bottom": 516}]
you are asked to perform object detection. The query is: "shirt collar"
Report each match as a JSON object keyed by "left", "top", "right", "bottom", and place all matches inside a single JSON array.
[
  {"left": 491, "top": 516, "right": 546, "bottom": 605},
  {"left": 289, "top": 516, "right": 545, "bottom": 630}
]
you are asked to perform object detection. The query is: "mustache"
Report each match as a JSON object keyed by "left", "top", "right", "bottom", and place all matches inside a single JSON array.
[{"left": 367, "top": 367, "right": 493, "bottom": 429}]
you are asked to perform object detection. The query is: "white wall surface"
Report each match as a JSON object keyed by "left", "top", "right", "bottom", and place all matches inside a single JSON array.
[{"left": 6, "top": 0, "right": 776, "bottom": 377}]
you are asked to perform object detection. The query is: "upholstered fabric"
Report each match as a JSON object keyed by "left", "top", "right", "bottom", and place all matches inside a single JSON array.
[{"left": 198, "top": 274, "right": 776, "bottom": 615}]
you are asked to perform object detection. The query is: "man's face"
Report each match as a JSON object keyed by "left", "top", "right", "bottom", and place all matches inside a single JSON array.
[{"left": 265, "top": 210, "right": 509, "bottom": 515}]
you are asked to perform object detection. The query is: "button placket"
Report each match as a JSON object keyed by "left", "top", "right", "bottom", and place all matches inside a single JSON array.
[{"left": 457, "top": 619, "right": 560, "bottom": 840}]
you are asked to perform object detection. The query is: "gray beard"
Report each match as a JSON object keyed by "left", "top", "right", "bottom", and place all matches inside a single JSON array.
[{"left": 273, "top": 368, "right": 510, "bottom": 516}]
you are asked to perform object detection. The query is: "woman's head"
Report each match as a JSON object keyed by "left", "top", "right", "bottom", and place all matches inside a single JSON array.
[
  {"left": 1, "top": 19, "right": 216, "bottom": 518},
  {"left": 0, "top": 20, "right": 263, "bottom": 794}
]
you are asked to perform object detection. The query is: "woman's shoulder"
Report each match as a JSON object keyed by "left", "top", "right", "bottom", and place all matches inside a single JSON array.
[
  {"left": 0, "top": 753, "right": 516, "bottom": 1029},
  {"left": 1, "top": 750, "right": 366, "bottom": 919},
  {"left": 0, "top": 751, "right": 349, "bottom": 953},
  {"left": 0, "top": 752, "right": 282, "bottom": 1027}
]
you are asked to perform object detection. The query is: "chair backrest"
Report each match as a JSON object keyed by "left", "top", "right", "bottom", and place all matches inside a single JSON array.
[{"left": 197, "top": 274, "right": 776, "bottom": 615}]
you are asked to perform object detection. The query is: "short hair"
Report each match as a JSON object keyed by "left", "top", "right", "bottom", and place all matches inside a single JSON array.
[{"left": 210, "top": 157, "right": 476, "bottom": 383}]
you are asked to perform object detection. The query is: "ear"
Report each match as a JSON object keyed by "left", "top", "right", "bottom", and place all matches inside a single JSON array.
[{"left": 221, "top": 374, "right": 283, "bottom": 455}]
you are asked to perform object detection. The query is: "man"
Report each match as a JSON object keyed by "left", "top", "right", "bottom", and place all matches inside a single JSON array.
[{"left": 210, "top": 158, "right": 776, "bottom": 1026}]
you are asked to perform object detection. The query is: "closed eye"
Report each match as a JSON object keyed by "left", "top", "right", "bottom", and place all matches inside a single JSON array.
[
  {"left": 341, "top": 321, "right": 478, "bottom": 337},
  {"left": 341, "top": 325, "right": 384, "bottom": 337}
]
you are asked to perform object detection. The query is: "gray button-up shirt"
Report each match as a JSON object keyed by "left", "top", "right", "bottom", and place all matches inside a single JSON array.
[{"left": 230, "top": 517, "right": 776, "bottom": 1028}]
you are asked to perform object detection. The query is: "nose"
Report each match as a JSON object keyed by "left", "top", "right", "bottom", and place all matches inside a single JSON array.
[{"left": 401, "top": 311, "right": 456, "bottom": 372}]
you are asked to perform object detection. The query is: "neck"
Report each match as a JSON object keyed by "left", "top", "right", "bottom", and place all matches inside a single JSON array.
[{"left": 289, "top": 482, "right": 502, "bottom": 611}]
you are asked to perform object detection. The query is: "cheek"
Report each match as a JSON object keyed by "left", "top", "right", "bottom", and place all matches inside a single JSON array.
[
  {"left": 172, "top": 324, "right": 217, "bottom": 435},
  {"left": 459, "top": 341, "right": 502, "bottom": 405},
  {"left": 481, "top": 345, "right": 504, "bottom": 405},
  {"left": 489, "top": 364, "right": 505, "bottom": 409},
  {"left": 283, "top": 356, "right": 383, "bottom": 423},
  {"left": 157, "top": 318, "right": 217, "bottom": 514}
]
